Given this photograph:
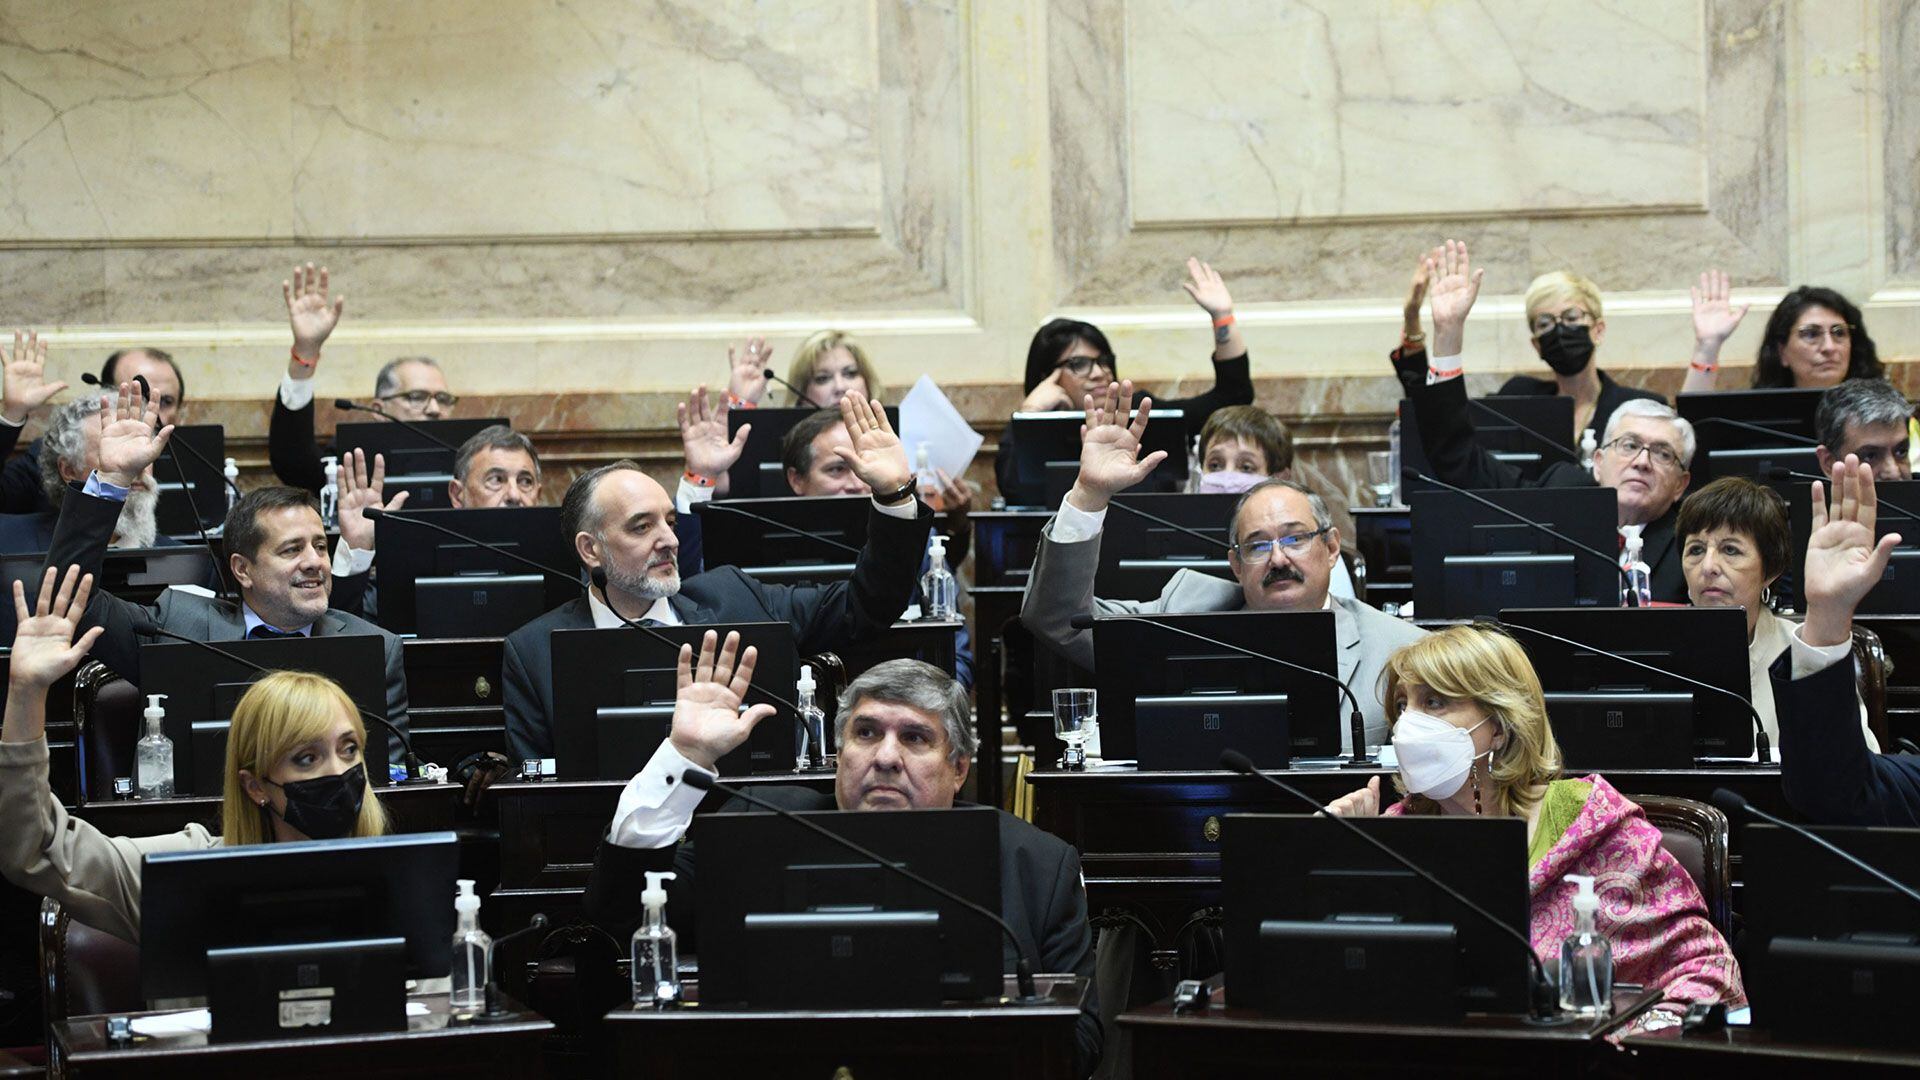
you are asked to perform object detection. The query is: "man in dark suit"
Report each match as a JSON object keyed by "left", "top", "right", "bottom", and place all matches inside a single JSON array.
[
  {"left": 41, "top": 385, "right": 410, "bottom": 763},
  {"left": 0, "top": 397, "right": 184, "bottom": 556},
  {"left": 1390, "top": 241, "right": 1694, "bottom": 602},
  {"left": 582, "top": 638, "right": 1100, "bottom": 1074},
  {"left": 501, "top": 391, "right": 932, "bottom": 762}
]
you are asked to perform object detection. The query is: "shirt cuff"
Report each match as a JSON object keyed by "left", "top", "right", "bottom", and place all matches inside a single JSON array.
[
  {"left": 1788, "top": 623, "right": 1854, "bottom": 679},
  {"left": 871, "top": 494, "right": 919, "bottom": 520},
  {"left": 331, "top": 541, "right": 375, "bottom": 578},
  {"left": 279, "top": 374, "right": 317, "bottom": 411},
  {"left": 1426, "top": 354, "right": 1464, "bottom": 385},
  {"left": 83, "top": 472, "right": 130, "bottom": 502},
  {"left": 675, "top": 477, "right": 716, "bottom": 516},
  {"left": 1046, "top": 495, "right": 1107, "bottom": 544},
  {"left": 608, "top": 739, "right": 714, "bottom": 850},
  {"left": 0, "top": 412, "right": 24, "bottom": 429}
]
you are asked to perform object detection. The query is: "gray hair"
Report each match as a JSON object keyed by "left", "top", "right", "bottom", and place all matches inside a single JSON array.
[
  {"left": 1815, "top": 378, "right": 1912, "bottom": 453},
  {"left": 38, "top": 398, "right": 101, "bottom": 508},
  {"left": 373, "top": 355, "right": 442, "bottom": 399},
  {"left": 836, "top": 658, "right": 978, "bottom": 764},
  {"left": 453, "top": 424, "right": 540, "bottom": 484},
  {"left": 559, "top": 459, "right": 644, "bottom": 567},
  {"left": 1602, "top": 398, "right": 1696, "bottom": 468},
  {"left": 1226, "top": 477, "right": 1333, "bottom": 546}
]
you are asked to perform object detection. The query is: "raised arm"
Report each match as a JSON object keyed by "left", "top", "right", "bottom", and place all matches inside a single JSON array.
[
  {"left": 3, "top": 566, "right": 106, "bottom": 745},
  {"left": 1066, "top": 380, "right": 1168, "bottom": 515},
  {"left": 270, "top": 264, "right": 345, "bottom": 492},
  {"left": 1426, "top": 239, "right": 1484, "bottom": 363},
  {"left": 1681, "top": 269, "right": 1749, "bottom": 394},
  {"left": 1182, "top": 256, "right": 1246, "bottom": 362},
  {"left": 678, "top": 384, "right": 748, "bottom": 498},
  {"left": 3, "top": 329, "right": 69, "bottom": 429},
  {"left": 286, "top": 262, "right": 345, "bottom": 378},
  {"left": 724, "top": 338, "right": 773, "bottom": 407}
]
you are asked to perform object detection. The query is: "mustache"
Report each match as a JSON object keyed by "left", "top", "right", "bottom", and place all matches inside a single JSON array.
[{"left": 1261, "top": 564, "right": 1304, "bottom": 588}]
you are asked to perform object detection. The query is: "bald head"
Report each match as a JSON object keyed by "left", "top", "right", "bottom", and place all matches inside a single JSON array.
[{"left": 559, "top": 462, "right": 680, "bottom": 608}]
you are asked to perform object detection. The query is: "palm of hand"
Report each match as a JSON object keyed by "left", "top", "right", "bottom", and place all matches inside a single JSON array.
[
  {"left": 673, "top": 682, "right": 748, "bottom": 754},
  {"left": 684, "top": 419, "right": 735, "bottom": 474},
  {"left": 1429, "top": 274, "right": 1475, "bottom": 324},
  {"left": 1693, "top": 302, "right": 1739, "bottom": 341},
  {"left": 11, "top": 614, "right": 81, "bottom": 685},
  {"left": 1805, "top": 521, "right": 1877, "bottom": 598},
  {"left": 850, "top": 426, "right": 909, "bottom": 488},
  {"left": 98, "top": 418, "right": 158, "bottom": 475},
  {"left": 289, "top": 295, "right": 338, "bottom": 340},
  {"left": 1080, "top": 425, "right": 1143, "bottom": 489},
  {"left": 1187, "top": 279, "right": 1231, "bottom": 315}
]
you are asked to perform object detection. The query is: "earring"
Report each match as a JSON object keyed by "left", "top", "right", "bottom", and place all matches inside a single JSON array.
[{"left": 1470, "top": 759, "right": 1484, "bottom": 816}]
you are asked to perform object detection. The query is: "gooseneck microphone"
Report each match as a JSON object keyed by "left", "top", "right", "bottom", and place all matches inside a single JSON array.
[
  {"left": 678, "top": 770, "right": 1048, "bottom": 1004},
  {"left": 1218, "top": 749, "right": 1567, "bottom": 1024},
  {"left": 589, "top": 567, "right": 802, "bottom": 716},
  {"left": 1501, "top": 620, "right": 1772, "bottom": 766},
  {"left": 332, "top": 398, "right": 462, "bottom": 453},
  {"left": 1069, "top": 611, "right": 1375, "bottom": 767},
  {"left": 1465, "top": 400, "right": 1581, "bottom": 463},
  {"left": 127, "top": 617, "right": 428, "bottom": 783},
  {"left": 478, "top": 913, "right": 551, "bottom": 1020},
  {"left": 1408, "top": 470, "right": 1631, "bottom": 598},
  {"left": 763, "top": 369, "right": 822, "bottom": 410},
  {"left": 696, "top": 502, "right": 862, "bottom": 556},
  {"left": 1101, "top": 498, "right": 1229, "bottom": 552},
  {"left": 1709, "top": 788, "right": 1920, "bottom": 907},
  {"left": 1765, "top": 466, "right": 1920, "bottom": 524},
  {"left": 1693, "top": 416, "right": 1819, "bottom": 446}
]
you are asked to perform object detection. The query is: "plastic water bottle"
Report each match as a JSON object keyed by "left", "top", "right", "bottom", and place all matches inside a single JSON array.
[
  {"left": 133, "top": 694, "right": 173, "bottom": 800},
  {"left": 222, "top": 457, "right": 241, "bottom": 514},
  {"left": 1387, "top": 410, "right": 1403, "bottom": 507},
  {"left": 919, "top": 534, "right": 956, "bottom": 621},
  {"left": 1620, "top": 534, "right": 1652, "bottom": 608},
  {"left": 794, "top": 665, "right": 829, "bottom": 770},
  {"left": 450, "top": 879, "right": 492, "bottom": 1012},
  {"left": 631, "top": 871, "right": 682, "bottom": 1009},
  {"left": 319, "top": 455, "right": 340, "bottom": 527},
  {"left": 1579, "top": 427, "right": 1598, "bottom": 470},
  {"left": 1558, "top": 874, "right": 1613, "bottom": 1017},
  {"left": 915, "top": 443, "right": 943, "bottom": 510}
]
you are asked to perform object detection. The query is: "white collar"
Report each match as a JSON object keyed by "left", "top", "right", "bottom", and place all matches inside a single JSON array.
[
  {"left": 241, "top": 603, "right": 314, "bottom": 637},
  {"left": 588, "top": 588, "right": 678, "bottom": 629}
]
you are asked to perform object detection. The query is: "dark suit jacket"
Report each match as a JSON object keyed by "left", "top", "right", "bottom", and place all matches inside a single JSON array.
[
  {"left": 1494, "top": 370, "right": 1668, "bottom": 445},
  {"left": 268, "top": 397, "right": 328, "bottom": 494},
  {"left": 500, "top": 502, "right": 933, "bottom": 761},
  {"left": 581, "top": 785, "right": 1101, "bottom": 1075},
  {"left": 1392, "top": 350, "right": 1687, "bottom": 603},
  {"left": 41, "top": 487, "right": 411, "bottom": 764},
  {"left": 0, "top": 428, "right": 51, "bottom": 515},
  {"left": 1775, "top": 647, "right": 1920, "bottom": 826}
]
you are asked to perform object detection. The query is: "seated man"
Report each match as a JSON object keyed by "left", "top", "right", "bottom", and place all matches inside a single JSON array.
[
  {"left": 43, "top": 385, "right": 410, "bottom": 763},
  {"left": 582, "top": 637, "right": 1100, "bottom": 1074},
  {"left": 0, "top": 335, "right": 184, "bottom": 513},
  {"left": 447, "top": 425, "right": 541, "bottom": 508},
  {"left": 501, "top": 393, "right": 932, "bottom": 762},
  {"left": 1392, "top": 241, "right": 1694, "bottom": 602},
  {"left": 1813, "top": 377, "right": 1912, "bottom": 482},
  {"left": 1193, "top": 404, "right": 1358, "bottom": 600},
  {"left": 0, "top": 399, "right": 169, "bottom": 554},
  {"left": 1775, "top": 456, "right": 1920, "bottom": 825},
  {"left": 1021, "top": 382, "right": 1426, "bottom": 750},
  {"left": 269, "top": 264, "right": 458, "bottom": 492}
]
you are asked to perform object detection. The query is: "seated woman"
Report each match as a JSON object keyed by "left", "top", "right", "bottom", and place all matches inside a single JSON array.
[
  {"left": 995, "top": 257, "right": 1255, "bottom": 505},
  {"left": 1677, "top": 475, "right": 1879, "bottom": 755},
  {"left": 1685, "top": 282, "right": 1886, "bottom": 392},
  {"left": 722, "top": 330, "right": 884, "bottom": 410},
  {"left": 1329, "top": 624, "right": 1744, "bottom": 1024},
  {"left": 0, "top": 565, "right": 388, "bottom": 941}
]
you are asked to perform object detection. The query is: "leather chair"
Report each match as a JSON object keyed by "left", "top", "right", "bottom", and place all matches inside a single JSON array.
[
  {"left": 37, "top": 898, "right": 141, "bottom": 1030},
  {"left": 1631, "top": 795, "right": 1732, "bottom": 939},
  {"left": 1852, "top": 623, "right": 1892, "bottom": 750},
  {"left": 72, "top": 662, "right": 141, "bottom": 804}
]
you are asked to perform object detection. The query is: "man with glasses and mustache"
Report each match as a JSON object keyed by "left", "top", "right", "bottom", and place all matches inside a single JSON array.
[
  {"left": 1392, "top": 241, "right": 1697, "bottom": 602},
  {"left": 1020, "top": 382, "right": 1426, "bottom": 748}
]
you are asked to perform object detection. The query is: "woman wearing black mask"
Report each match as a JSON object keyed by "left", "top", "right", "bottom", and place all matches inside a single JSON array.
[
  {"left": 0, "top": 565, "right": 388, "bottom": 942},
  {"left": 1499, "top": 270, "right": 1667, "bottom": 445}
]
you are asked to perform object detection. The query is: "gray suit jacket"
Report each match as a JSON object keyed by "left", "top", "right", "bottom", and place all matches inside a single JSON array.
[{"left": 1019, "top": 520, "right": 1427, "bottom": 750}]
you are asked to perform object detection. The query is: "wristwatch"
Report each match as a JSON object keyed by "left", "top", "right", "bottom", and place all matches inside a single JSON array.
[
  {"left": 1402, "top": 330, "right": 1426, "bottom": 347},
  {"left": 874, "top": 479, "right": 917, "bottom": 506}
]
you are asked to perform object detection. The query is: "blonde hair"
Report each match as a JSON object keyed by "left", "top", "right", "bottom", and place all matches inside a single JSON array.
[
  {"left": 1523, "top": 270, "right": 1605, "bottom": 325},
  {"left": 1382, "top": 625, "right": 1562, "bottom": 819},
  {"left": 786, "top": 330, "right": 882, "bottom": 404},
  {"left": 221, "top": 671, "right": 390, "bottom": 845}
]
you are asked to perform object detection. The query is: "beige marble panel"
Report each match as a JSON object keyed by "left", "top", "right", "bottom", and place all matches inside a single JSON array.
[
  {"left": 1886, "top": 0, "right": 1920, "bottom": 280},
  {"left": 1126, "top": 0, "right": 1709, "bottom": 225}
]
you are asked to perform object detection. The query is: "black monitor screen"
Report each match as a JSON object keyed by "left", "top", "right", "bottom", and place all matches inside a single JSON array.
[
  {"left": 372, "top": 506, "right": 575, "bottom": 634},
  {"left": 1410, "top": 487, "right": 1619, "bottom": 618},
  {"left": 695, "top": 495, "right": 871, "bottom": 585},
  {"left": 1005, "top": 409, "right": 1187, "bottom": 507},
  {"left": 1677, "top": 388, "right": 1823, "bottom": 487},
  {"left": 335, "top": 417, "right": 508, "bottom": 480},
  {"left": 153, "top": 424, "right": 227, "bottom": 535},
  {"left": 1094, "top": 492, "right": 1237, "bottom": 602}
]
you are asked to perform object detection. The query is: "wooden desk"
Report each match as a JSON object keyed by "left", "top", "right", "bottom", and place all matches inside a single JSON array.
[
  {"left": 1621, "top": 1026, "right": 1920, "bottom": 1076},
  {"left": 52, "top": 994, "right": 551, "bottom": 1079},
  {"left": 401, "top": 637, "right": 509, "bottom": 768},
  {"left": 604, "top": 975, "right": 1086, "bottom": 1080},
  {"left": 71, "top": 781, "right": 467, "bottom": 839}
]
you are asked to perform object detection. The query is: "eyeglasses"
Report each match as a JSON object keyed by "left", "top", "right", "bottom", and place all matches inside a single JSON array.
[
  {"left": 1793, "top": 324, "right": 1852, "bottom": 345},
  {"left": 1528, "top": 308, "right": 1592, "bottom": 336},
  {"left": 477, "top": 471, "right": 539, "bottom": 494},
  {"left": 1230, "top": 526, "right": 1331, "bottom": 565},
  {"left": 379, "top": 390, "right": 459, "bottom": 409},
  {"left": 1055, "top": 354, "right": 1115, "bottom": 377},
  {"left": 1602, "top": 434, "right": 1683, "bottom": 470}
]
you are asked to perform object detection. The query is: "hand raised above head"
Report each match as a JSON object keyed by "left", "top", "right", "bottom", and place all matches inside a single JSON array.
[
  {"left": 9, "top": 565, "right": 105, "bottom": 693},
  {"left": 1689, "top": 269, "right": 1750, "bottom": 347},
  {"left": 95, "top": 383, "right": 173, "bottom": 488},
  {"left": 284, "top": 262, "right": 344, "bottom": 370},
  {"left": 669, "top": 630, "right": 778, "bottom": 771},
  {"left": 679, "top": 384, "right": 749, "bottom": 482},
  {"left": 337, "top": 448, "right": 409, "bottom": 554},
  {"left": 1803, "top": 456, "right": 1903, "bottom": 646},
  {"left": 1067, "top": 380, "right": 1166, "bottom": 511},
  {"left": 832, "top": 391, "right": 912, "bottom": 495},
  {"left": 3, "top": 329, "right": 68, "bottom": 424},
  {"left": 726, "top": 338, "right": 773, "bottom": 405}
]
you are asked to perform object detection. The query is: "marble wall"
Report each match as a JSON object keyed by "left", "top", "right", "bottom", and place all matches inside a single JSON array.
[{"left": 1, "top": 0, "right": 1916, "bottom": 519}]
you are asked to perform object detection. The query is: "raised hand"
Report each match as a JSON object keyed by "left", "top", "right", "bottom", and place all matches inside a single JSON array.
[
  {"left": 1067, "top": 380, "right": 1167, "bottom": 512},
  {"left": 9, "top": 565, "right": 105, "bottom": 693},
  {"left": 726, "top": 338, "right": 773, "bottom": 405},
  {"left": 3, "top": 329, "right": 68, "bottom": 424},
  {"left": 284, "top": 263, "right": 345, "bottom": 372},
  {"left": 678, "top": 384, "right": 750, "bottom": 482},
  {"left": 94, "top": 383, "right": 173, "bottom": 488},
  {"left": 336, "top": 448, "right": 409, "bottom": 553},
  {"left": 1425, "top": 239, "right": 1485, "bottom": 358},
  {"left": 1325, "top": 776, "right": 1382, "bottom": 817},
  {"left": 1018, "top": 367, "right": 1074, "bottom": 413},
  {"left": 1690, "top": 269, "right": 1750, "bottom": 347},
  {"left": 832, "top": 391, "right": 912, "bottom": 496},
  {"left": 668, "top": 630, "right": 778, "bottom": 771},
  {"left": 1404, "top": 246, "right": 1442, "bottom": 340},
  {"left": 1802, "top": 456, "right": 1903, "bottom": 647},
  {"left": 1181, "top": 256, "right": 1234, "bottom": 318}
]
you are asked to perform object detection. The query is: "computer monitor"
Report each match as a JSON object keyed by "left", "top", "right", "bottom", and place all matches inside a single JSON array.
[
  {"left": 0, "top": 547, "right": 219, "bottom": 640},
  {"left": 1091, "top": 610, "right": 1340, "bottom": 764},
  {"left": 137, "top": 635, "right": 393, "bottom": 795},
  {"left": 1500, "top": 607, "right": 1756, "bottom": 762},
  {"left": 693, "top": 805, "right": 1003, "bottom": 1008},
  {"left": 694, "top": 495, "right": 871, "bottom": 584},
  {"left": 1004, "top": 409, "right": 1188, "bottom": 508},
  {"left": 1742, "top": 823, "right": 1920, "bottom": 1047},
  {"left": 1094, "top": 492, "right": 1237, "bottom": 602},
  {"left": 1399, "top": 395, "right": 1580, "bottom": 485},
  {"left": 334, "top": 417, "right": 509, "bottom": 511},
  {"left": 1223, "top": 814, "right": 1531, "bottom": 1019},
  {"left": 371, "top": 506, "right": 576, "bottom": 635},
  {"left": 1677, "top": 388, "right": 1824, "bottom": 487},
  {"left": 152, "top": 424, "right": 227, "bottom": 536},
  {"left": 723, "top": 406, "right": 902, "bottom": 500},
  {"left": 1409, "top": 487, "right": 1620, "bottom": 618},
  {"left": 140, "top": 831, "right": 458, "bottom": 1040},
  {"left": 549, "top": 623, "right": 799, "bottom": 779},
  {"left": 1783, "top": 478, "right": 1920, "bottom": 614}
]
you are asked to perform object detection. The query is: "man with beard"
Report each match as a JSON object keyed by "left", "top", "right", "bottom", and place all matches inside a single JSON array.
[
  {"left": 0, "top": 398, "right": 176, "bottom": 555},
  {"left": 500, "top": 392, "right": 933, "bottom": 763},
  {"left": 0, "top": 332, "right": 186, "bottom": 514}
]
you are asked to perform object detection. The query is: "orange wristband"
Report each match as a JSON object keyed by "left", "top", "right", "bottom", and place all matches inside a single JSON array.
[
  {"left": 724, "top": 391, "right": 758, "bottom": 409},
  {"left": 1212, "top": 313, "right": 1236, "bottom": 329},
  {"left": 683, "top": 471, "right": 715, "bottom": 488},
  {"left": 290, "top": 347, "right": 316, "bottom": 369}
]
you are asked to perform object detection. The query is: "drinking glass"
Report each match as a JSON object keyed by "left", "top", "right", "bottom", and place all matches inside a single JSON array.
[
  {"left": 1366, "top": 451, "right": 1395, "bottom": 508},
  {"left": 1053, "top": 688, "right": 1097, "bottom": 770}
]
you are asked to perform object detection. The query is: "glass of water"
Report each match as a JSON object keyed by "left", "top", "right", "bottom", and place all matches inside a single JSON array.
[
  {"left": 1053, "top": 688, "right": 1097, "bottom": 770},
  {"left": 1366, "top": 451, "right": 1395, "bottom": 508}
]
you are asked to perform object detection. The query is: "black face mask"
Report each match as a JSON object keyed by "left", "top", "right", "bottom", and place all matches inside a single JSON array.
[
  {"left": 264, "top": 763, "right": 367, "bottom": 841},
  {"left": 1536, "top": 323, "right": 1596, "bottom": 376}
]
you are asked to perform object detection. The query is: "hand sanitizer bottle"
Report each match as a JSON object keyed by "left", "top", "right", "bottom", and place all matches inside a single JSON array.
[
  {"left": 450, "top": 879, "right": 491, "bottom": 1012},
  {"left": 319, "top": 455, "right": 340, "bottom": 527},
  {"left": 222, "top": 457, "right": 241, "bottom": 515},
  {"left": 915, "top": 443, "right": 943, "bottom": 510},
  {"left": 1620, "top": 535, "right": 1652, "bottom": 608},
  {"left": 920, "top": 534, "right": 956, "bottom": 621},
  {"left": 631, "top": 871, "right": 681, "bottom": 1009},
  {"left": 134, "top": 695, "right": 174, "bottom": 799},
  {"left": 1558, "top": 873, "right": 1613, "bottom": 1017},
  {"left": 1579, "top": 427, "right": 1598, "bottom": 470},
  {"left": 1387, "top": 409, "right": 1404, "bottom": 507},
  {"left": 794, "top": 664, "right": 828, "bottom": 770}
]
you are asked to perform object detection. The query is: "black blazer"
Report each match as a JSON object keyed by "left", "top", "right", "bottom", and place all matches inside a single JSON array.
[
  {"left": 1393, "top": 352, "right": 1687, "bottom": 603},
  {"left": 500, "top": 502, "right": 933, "bottom": 761},
  {"left": 0, "top": 425, "right": 50, "bottom": 515},
  {"left": 581, "top": 784, "right": 1101, "bottom": 1075},
  {"left": 1774, "top": 647, "right": 1920, "bottom": 826},
  {"left": 1494, "top": 371, "right": 1668, "bottom": 445},
  {"left": 268, "top": 397, "right": 329, "bottom": 494}
]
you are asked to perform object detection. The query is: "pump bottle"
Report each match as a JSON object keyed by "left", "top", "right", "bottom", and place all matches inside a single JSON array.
[
  {"left": 795, "top": 664, "right": 829, "bottom": 770},
  {"left": 319, "top": 455, "right": 340, "bottom": 527},
  {"left": 920, "top": 534, "right": 956, "bottom": 621},
  {"left": 450, "top": 879, "right": 492, "bottom": 1011},
  {"left": 222, "top": 457, "right": 241, "bottom": 516},
  {"left": 631, "top": 871, "right": 681, "bottom": 1008},
  {"left": 1620, "top": 535, "right": 1652, "bottom": 608},
  {"left": 1579, "top": 427, "right": 1598, "bottom": 470},
  {"left": 1558, "top": 873, "right": 1613, "bottom": 1016},
  {"left": 134, "top": 694, "right": 174, "bottom": 799},
  {"left": 915, "top": 443, "right": 944, "bottom": 510}
]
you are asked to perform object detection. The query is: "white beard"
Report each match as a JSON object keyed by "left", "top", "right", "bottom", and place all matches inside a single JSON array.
[
  {"left": 609, "top": 561, "right": 680, "bottom": 602},
  {"left": 111, "top": 487, "right": 159, "bottom": 549}
]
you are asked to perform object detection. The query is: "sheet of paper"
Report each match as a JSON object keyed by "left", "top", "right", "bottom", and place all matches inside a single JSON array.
[
  {"left": 127, "top": 1000, "right": 430, "bottom": 1037},
  {"left": 897, "top": 375, "right": 984, "bottom": 484}
]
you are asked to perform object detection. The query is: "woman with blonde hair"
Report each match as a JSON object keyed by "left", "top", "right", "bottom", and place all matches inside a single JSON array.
[
  {"left": 720, "top": 329, "right": 884, "bottom": 410},
  {"left": 1329, "top": 624, "right": 1744, "bottom": 1023},
  {"left": 0, "top": 565, "right": 388, "bottom": 941}
]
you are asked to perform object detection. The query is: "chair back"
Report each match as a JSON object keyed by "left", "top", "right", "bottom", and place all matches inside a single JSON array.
[
  {"left": 74, "top": 661, "right": 142, "bottom": 804},
  {"left": 1852, "top": 623, "right": 1892, "bottom": 750},
  {"left": 37, "top": 898, "right": 141, "bottom": 1029},
  {"left": 1630, "top": 795, "right": 1732, "bottom": 938}
]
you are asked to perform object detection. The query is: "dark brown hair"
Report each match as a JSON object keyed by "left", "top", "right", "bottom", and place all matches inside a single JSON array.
[
  {"left": 1675, "top": 476, "right": 1791, "bottom": 581},
  {"left": 1198, "top": 405, "right": 1293, "bottom": 473}
]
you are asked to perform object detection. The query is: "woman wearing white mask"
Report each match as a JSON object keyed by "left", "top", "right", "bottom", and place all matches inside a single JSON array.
[{"left": 1328, "top": 624, "right": 1744, "bottom": 1025}]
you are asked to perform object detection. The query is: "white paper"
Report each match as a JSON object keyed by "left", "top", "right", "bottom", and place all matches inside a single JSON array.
[
  {"left": 127, "top": 1000, "right": 429, "bottom": 1038},
  {"left": 897, "top": 375, "right": 983, "bottom": 485}
]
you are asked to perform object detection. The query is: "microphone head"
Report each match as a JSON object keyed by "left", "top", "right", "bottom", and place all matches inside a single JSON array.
[
  {"left": 1765, "top": 466, "right": 1793, "bottom": 481},
  {"left": 332, "top": 398, "right": 358, "bottom": 410},
  {"left": 362, "top": 507, "right": 387, "bottom": 520},
  {"left": 81, "top": 372, "right": 103, "bottom": 387},
  {"left": 589, "top": 566, "right": 610, "bottom": 593},
  {"left": 1068, "top": 613, "right": 1099, "bottom": 631},
  {"left": 1708, "top": 787, "right": 1751, "bottom": 818},
  {"left": 680, "top": 768, "right": 716, "bottom": 792},
  {"left": 763, "top": 367, "right": 778, "bottom": 380},
  {"left": 129, "top": 615, "right": 161, "bottom": 636},
  {"left": 1218, "top": 748, "right": 1257, "bottom": 774}
]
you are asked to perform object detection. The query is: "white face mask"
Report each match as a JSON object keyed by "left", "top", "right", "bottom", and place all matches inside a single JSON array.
[
  {"left": 1391, "top": 710, "right": 1492, "bottom": 800},
  {"left": 1197, "top": 469, "right": 1266, "bottom": 495}
]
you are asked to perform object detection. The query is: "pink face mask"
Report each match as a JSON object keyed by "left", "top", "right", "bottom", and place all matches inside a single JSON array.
[{"left": 1198, "top": 470, "right": 1267, "bottom": 494}]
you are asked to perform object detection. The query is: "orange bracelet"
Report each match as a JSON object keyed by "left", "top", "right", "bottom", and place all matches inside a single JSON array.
[
  {"left": 290, "top": 347, "right": 316, "bottom": 369},
  {"left": 1690, "top": 361, "right": 1717, "bottom": 374},
  {"left": 1212, "top": 313, "right": 1236, "bottom": 329},
  {"left": 683, "top": 470, "right": 715, "bottom": 488},
  {"left": 724, "top": 391, "right": 758, "bottom": 409}
]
